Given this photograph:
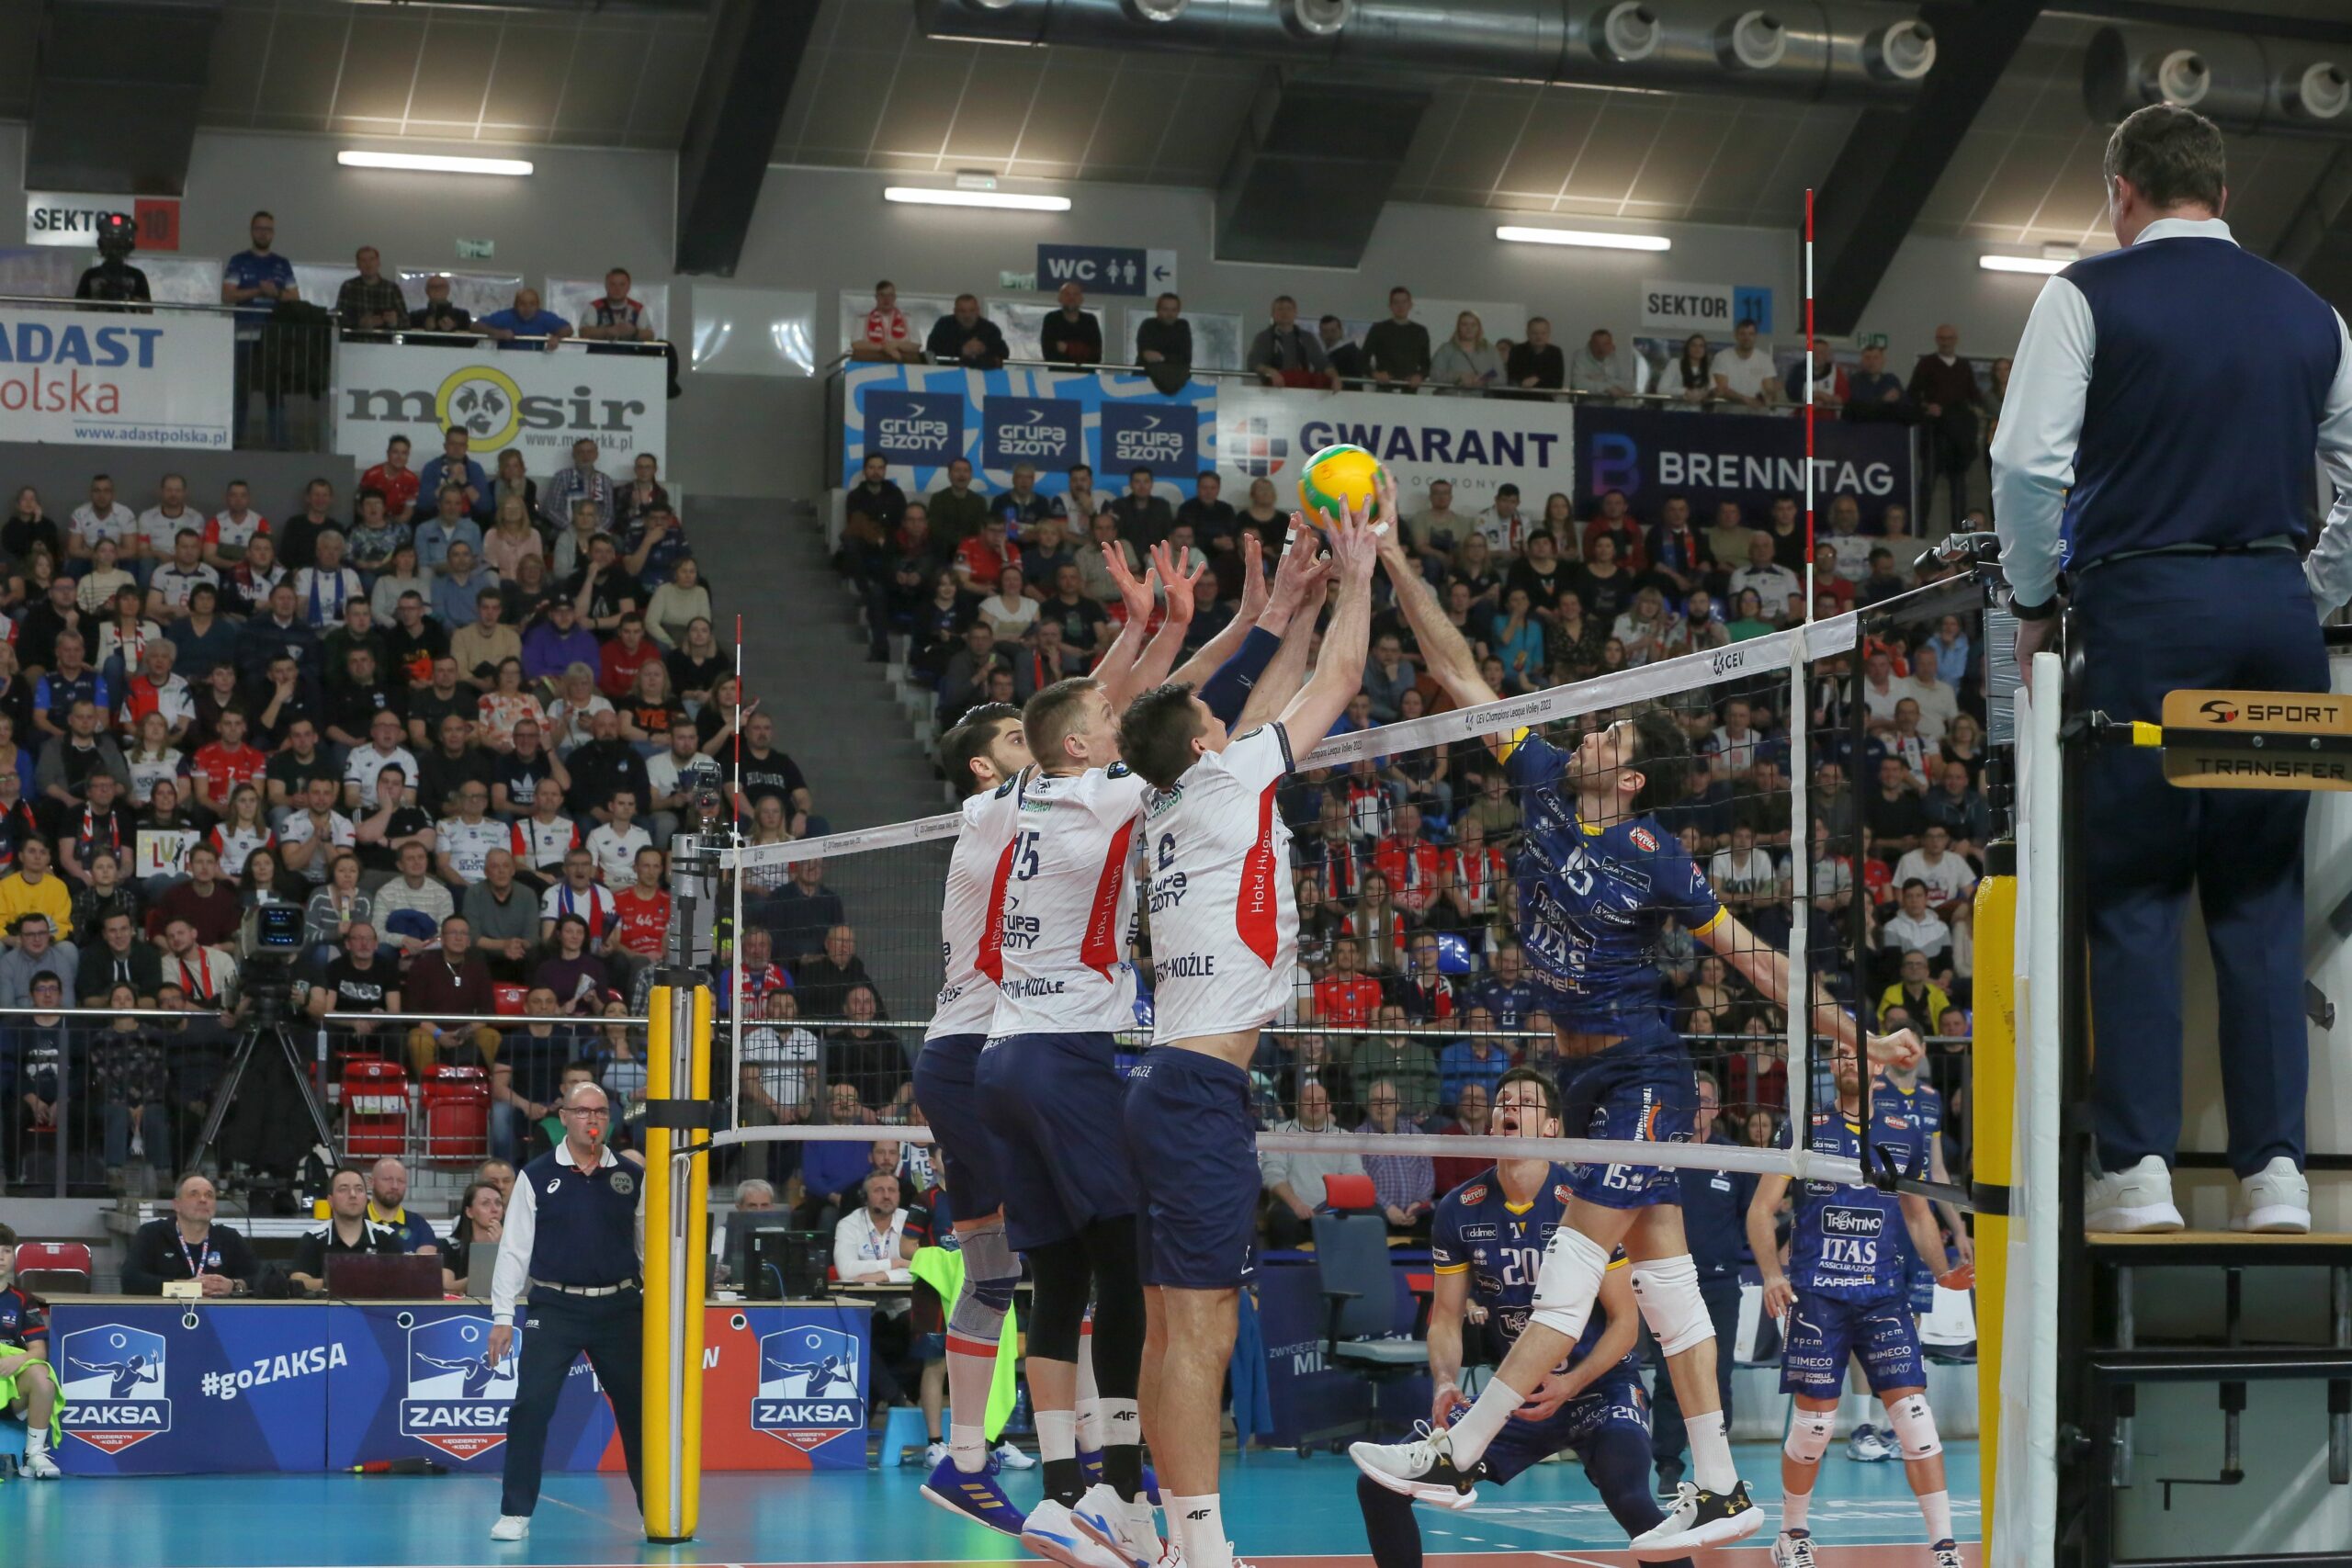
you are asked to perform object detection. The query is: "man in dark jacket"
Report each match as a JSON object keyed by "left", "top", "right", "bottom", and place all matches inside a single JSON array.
[{"left": 1906, "top": 324, "right": 1983, "bottom": 531}]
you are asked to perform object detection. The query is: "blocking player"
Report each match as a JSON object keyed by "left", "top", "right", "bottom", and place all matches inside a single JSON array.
[
  {"left": 1354, "top": 1069, "right": 1692, "bottom": 1568},
  {"left": 1354, "top": 476, "right": 1922, "bottom": 1555},
  {"left": 975, "top": 538, "right": 1316, "bottom": 1568},
  {"left": 1112, "top": 504, "right": 1378, "bottom": 1568},
  {"left": 1848, "top": 1054, "right": 1971, "bottom": 1463},
  {"left": 1747, "top": 1039, "right": 1974, "bottom": 1568},
  {"left": 916, "top": 535, "right": 1267, "bottom": 1544}
]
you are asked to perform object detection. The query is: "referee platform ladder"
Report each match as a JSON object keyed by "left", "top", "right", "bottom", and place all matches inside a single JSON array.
[{"left": 2053, "top": 684, "right": 2352, "bottom": 1568}]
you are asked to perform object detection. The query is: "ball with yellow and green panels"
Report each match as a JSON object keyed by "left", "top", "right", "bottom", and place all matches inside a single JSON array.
[{"left": 1295, "top": 444, "right": 1392, "bottom": 536}]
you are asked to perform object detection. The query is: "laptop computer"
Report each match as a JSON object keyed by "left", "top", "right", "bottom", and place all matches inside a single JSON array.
[
  {"left": 326, "top": 1251, "right": 445, "bottom": 1300},
  {"left": 463, "top": 1246, "right": 497, "bottom": 1300}
]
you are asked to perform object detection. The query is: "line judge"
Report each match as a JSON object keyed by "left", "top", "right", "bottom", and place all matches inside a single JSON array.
[
  {"left": 485, "top": 1079, "right": 648, "bottom": 1540},
  {"left": 1993, "top": 103, "right": 2352, "bottom": 1235}
]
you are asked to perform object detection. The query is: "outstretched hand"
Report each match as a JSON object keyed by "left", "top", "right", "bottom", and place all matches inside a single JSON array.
[
  {"left": 1268, "top": 516, "right": 1330, "bottom": 612},
  {"left": 1317, "top": 494, "right": 1382, "bottom": 585},
  {"left": 1238, "top": 531, "right": 1270, "bottom": 621},
  {"left": 1866, "top": 1027, "right": 1924, "bottom": 1071},
  {"left": 1102, "top": 542, "right": 1158, "bottom": 626},
  {"left": 1150, "top": 540, "right": 1208, "bottom": 622}
]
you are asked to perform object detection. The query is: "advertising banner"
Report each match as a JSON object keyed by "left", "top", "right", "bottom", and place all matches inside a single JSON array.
[
  {"left": 0, "top": 307, "right": 232, "bottom": 449},
  {"left": 52, "top": 1301, "right": 866, "bottom": 1474},
  {"left": 840, "top": 364, "right": 1216, "bottom": 499},
  {"left": 1576, "top": 405, "right": 1917, "bottom": 529},
  {"left": 335, "top": 342, "right": 668, "bottom": 471},
  {"left": 1212, "top": 385, "right": 1574, "bottom": 516}
]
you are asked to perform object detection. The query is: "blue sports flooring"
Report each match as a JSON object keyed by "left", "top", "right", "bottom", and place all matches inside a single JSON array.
[{"left": 5, "top": 1441, "right": 1981, "bottom": 1568}]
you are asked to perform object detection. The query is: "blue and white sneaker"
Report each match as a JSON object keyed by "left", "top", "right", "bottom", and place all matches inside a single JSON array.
[
  {"left": 1846, "top": 1423, "right": 1896, "bottom": 1462},
  {"left": 919, "top": 1455, "right": 1028, "bottom": 1539},
  {"left": 996, "top": 1440, "right": 1039, "bottom": 1471},
  {"left": 1022, "top": 1498, "right": 1130, "bottom": 1568},
  {"left": 1071, "top": 1482, "right": 1158, "bottom": 1568}
]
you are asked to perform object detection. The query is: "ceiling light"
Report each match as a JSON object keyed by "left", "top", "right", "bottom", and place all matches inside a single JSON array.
[
  {"left": 1496, "top": 225, "right": 1671, "bottom": 252},
  {"left": 1980, "top": 254, "right": 2069, "bottom": 275},
  {"left": 885, "top": 186, "right": 1071, "bottom": 212},
  {"left": 338, "top": 150, "right": 534, "bottom": 176}
]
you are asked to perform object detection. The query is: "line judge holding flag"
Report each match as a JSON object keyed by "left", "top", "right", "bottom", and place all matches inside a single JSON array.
[
  {"left": 484, "top": 1078, "right": 649, "bottom": 1541},
  {"left": 1992, "top": 102, "right": 2352, "bottom": 1237}
]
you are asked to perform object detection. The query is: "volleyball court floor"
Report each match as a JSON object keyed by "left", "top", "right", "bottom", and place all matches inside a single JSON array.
[{"left": 15, "top": 1441, "right": 1982, "bottom": 1567}]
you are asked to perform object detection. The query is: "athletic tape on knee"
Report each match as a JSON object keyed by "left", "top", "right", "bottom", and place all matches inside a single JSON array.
[
  {"left": 948, "top": 1220, "right": 1019, "bottom": 1343},
  {"left": 1889, "top": 1393, "right": 1942, "bottom": 1461},
  {"left": 1783, "top": 1407, "right": 1836, "bottom": 1466},
  {"left": 1630, "top": 1254, "right": 1713, "bottom": 1357},
  {"left": 1529, "top": 1226, "right": 1610, "bottom": 1341},
  {"left": 1027, "top": 1238, "right": 1091, "bottom": 1363}
]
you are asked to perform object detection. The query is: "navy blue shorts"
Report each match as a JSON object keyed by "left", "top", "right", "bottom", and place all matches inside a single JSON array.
[
  {"left": 1779, "top": 1289, "right": 1925, "bottom": 1400},
  {"left": 1125, "top": 1047, "right": 1258, "bottom": 1290},
  {"left": 1555, "top": 1030, "right": 1698, "bottom": 1211},
  {"left": 913, "top": 1033, "right": 1007, "bottom": 1224},
  {"left": 1480, "top": 1371, "right": 1651, "bottom": 1483},
  {"left": 975, "top": 1032, "right": 1136, "bottom": 1251}
]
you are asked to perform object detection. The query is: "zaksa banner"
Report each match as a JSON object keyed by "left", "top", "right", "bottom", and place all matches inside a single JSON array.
[{"left": 0, "top": 308, "right": 232, "bottom": 448}]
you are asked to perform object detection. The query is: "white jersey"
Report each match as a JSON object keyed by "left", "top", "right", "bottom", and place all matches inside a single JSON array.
[
  {"left": 987, "top": 765, "right": 1148, "bottom": 1038},
  {"left": 1143, "top": 724, "right": 1299, "bottom": 1044},
  {"left": 927, "top": 784, "right": 1023, "bottom": 1044}
]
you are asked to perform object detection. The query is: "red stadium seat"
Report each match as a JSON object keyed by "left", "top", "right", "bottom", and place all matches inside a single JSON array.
[
  {"left": 423, "top": 1066, "right": 490, "bottom": 1168},
  {"left": 342, "top": 1058, "right": 410, "bottom": 1161},
  {"left": 14, "top": 1242, "right": 92, "bottom": 1293},
  {"left": 492, "top": 983, "right": 528, "bottom": 1015},
  {"left": 1322, "top": 1172, "right": 1377, "bottom": 1212}
]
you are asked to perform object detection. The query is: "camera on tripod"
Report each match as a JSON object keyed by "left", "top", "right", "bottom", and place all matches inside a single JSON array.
[{"left": 236, "top": 902, "right": 304, "bottom": 1025}]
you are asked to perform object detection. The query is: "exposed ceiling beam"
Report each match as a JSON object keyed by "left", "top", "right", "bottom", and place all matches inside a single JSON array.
[
  {"left": 29, "top": 0, "right": 223, "bottom": 195},
  {"left": 673, "top": 0, "right": 820, "bottom": 276},
  {"left": 1813, "top": 0, "right": 2045, "bottom": 337},
  {"left": 1215, "top": 72, "right": 1431, "bottom": 270}
]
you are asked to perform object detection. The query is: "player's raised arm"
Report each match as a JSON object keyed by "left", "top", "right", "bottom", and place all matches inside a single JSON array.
[
  {"left": 1278, "top": 498, "right": 1381, "bottom": 752},
  {"left": 1091, "top": 543, "right": 1160, "bottom": 703},
  {"left": 1692, "top": 907, "right": 1923, "bottom": 1070},
  {"left": 1167, "top": 530, "right": 1270, "bottom": 691},
  {"left": 1236, "top": 523, "right": 1332, "bottom": 733},
  {"left": 1368, "top": 471, "right": 1503, "bottom": 728},
  {"left": 1123, "top": 539, "right": 1205, "bottom": 697}
]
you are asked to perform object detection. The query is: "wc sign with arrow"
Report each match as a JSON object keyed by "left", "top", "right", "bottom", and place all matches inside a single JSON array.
[{"left": 1036, "top": 243, "right": 1178, "bottom": 299}]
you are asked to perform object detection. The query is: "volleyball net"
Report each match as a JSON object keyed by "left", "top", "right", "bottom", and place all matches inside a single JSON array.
[{"left": 711, "top": 578, "right": 1991, "bottom": 1202}]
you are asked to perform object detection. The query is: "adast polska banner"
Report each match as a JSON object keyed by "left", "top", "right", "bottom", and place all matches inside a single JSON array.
[
  {"left": 334, "top": 342, "right": 667, "bottom": 468},
  {"left": 0, "top": 307, "right": 232, "bottom": 447},
  {"left": 1213, "top": 385, "right": 1573, "bottom": 513}
]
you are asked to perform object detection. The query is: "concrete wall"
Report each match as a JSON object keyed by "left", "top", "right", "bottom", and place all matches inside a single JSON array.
[{"left": 0, "top": 121, "right": 2052, "bottom": 499}]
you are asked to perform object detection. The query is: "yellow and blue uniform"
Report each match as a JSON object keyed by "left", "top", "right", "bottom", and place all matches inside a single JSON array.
[
  {"left": 1499, "top": 728, "right": 1724, "bottom": 1207},
  {"left": 1779, "top": 1104, "right": 1932, "bottom": 1400}
]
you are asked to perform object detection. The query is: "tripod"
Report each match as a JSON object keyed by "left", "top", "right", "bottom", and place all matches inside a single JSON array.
[{"left": 189, "top": 1012, "right": 335, "bottom": 1180}]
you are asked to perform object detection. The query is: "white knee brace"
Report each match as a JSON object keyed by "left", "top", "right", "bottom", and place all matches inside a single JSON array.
[
  {"left": 1630, "top": 1254, "right": 1713, "bottom": 1357},
  {"left": 1530, "top": 1227, "right": 1611, "bottom": 1341},
  {"left": 1782, "top": 1406, "right": 1835, "bottom": 1467},
  {"left": 1888, "top": 1393, "right": 1943, "bottom": 1461}
]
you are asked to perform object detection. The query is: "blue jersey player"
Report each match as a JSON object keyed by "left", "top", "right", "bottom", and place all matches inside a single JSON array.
[
  {"left": 1355, "top": 1069, "right": 1693, "bottom": 1568},
  {"left": 1848, "top": 1063, "right": 1972, "bottom": 1464},
  {"left": 1357, "top": 489, "right": 1924, "bottom": 1557},
  {"left": 1747, "top": 1041, "right": 1974, "bottom": 1568}
]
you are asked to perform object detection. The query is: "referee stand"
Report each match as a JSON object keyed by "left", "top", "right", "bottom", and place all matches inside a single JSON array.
[{"left": 2045, "top": 637, "right": 2352, "bottom": 1567}]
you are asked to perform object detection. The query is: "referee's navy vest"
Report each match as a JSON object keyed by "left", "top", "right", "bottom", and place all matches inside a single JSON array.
[
  {"left": 519, "top": 1147, "right": 641, "bottom": 1288},
  {"left": 2058, "top": 235, "right": 2340, "bottom": 568}
]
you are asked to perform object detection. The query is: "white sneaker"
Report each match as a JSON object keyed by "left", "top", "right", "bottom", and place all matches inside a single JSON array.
[
  {"left": 995, "top": 1439, "right": 1039, "bottom": 1470},
  {"left": 2233, "top": 1157, "right": 2311, "bottom": 1234},
  {"left": 1022, "top": 1498, "right": 1130, "bottom": 1568},
  {"left": 1772, "top": 1529, "right": 1819, "bottom": 1568},
  {"left": 925, "top": 1439, "right": 950, "bottom": 1468},
  {"left": 1347, "top": 1423, "right": 1483, "bottom": 1509},
  {"left": 490, "top": 1516, "right": 530, "bottom": 1541},
  {"left": 19, "top": 1439, "right": 59, "bottom": 1480},
  {"left": 2086, "top": 1155, "right": 2184, "bottom": 1233},
  {"left": 1071, "top": 1482, "right": 1157, "bottom": 1568},
  {"left": 1630, "top": 1479, "right": 1762, "bottom": 1556}
]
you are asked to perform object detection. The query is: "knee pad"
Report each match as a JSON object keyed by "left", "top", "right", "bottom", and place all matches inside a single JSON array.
[
  {"left": 1026, "top": 1237, "right": 1091, "bottom": 1363},
  {"left": 1530, "top": 1226, "right": 1610, "bottom": 1341},
  {"left": 948, "top": 1219, "right": 1019, "bottom": 1342},
  {"left": 1630, "top": 1254, "right": 1713, "bottom": 1358},
  {"left": 1783, "top": 1406, "right": 1836, "bottom": 1467},
  {"left": 1888, "top": 1393, "right": 1942, "bottom": 1461}
]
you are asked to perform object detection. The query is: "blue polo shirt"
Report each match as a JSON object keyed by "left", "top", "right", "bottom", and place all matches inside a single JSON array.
[
  {"left": 481, "top": 308, "right": 571, "bottom": 350},
  {"left": 223, "top": 250, "right": 297, "bottom": 333}
]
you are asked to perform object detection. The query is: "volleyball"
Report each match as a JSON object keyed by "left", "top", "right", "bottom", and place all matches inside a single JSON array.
[{"left": 1296, "top": 443, "right": 1388, "bottom": 533}]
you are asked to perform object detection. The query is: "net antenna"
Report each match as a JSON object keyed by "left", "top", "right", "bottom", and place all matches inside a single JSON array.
[
  {"left": 1786, "top": 186, "right": 1818, "bottom": 1139},
  {"left": 729, "top": 611, "right": 745, "bottom": 1131}
]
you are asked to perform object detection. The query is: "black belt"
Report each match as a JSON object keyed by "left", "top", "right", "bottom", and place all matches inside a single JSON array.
[{"left": 2073, "top": 533, "right": 2296, "bottom": 578}]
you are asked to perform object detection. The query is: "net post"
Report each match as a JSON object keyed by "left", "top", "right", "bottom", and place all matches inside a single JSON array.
[
  {"left": 1804, "top": 186, "right": 1817, "bottom": 620},
  {"left": 1786, "top": 620, "right": 1811, "bottom": 1143}
]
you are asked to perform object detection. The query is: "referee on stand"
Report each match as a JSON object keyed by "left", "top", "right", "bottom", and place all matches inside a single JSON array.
[
  {"left": 1992, "top": 103, "right": 2352, "bottom": 1238},
  {"left": 486, "top": 1079, "right": 648, "bottom": 1541}
]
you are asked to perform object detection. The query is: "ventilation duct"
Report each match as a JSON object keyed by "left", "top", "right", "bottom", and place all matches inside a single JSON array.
[
  {"left": 2085, "top": 26, "right": 2352, "bottom": 135},
  {"left": 917, "top": 0, "right": 1937, "bottom": 101}
]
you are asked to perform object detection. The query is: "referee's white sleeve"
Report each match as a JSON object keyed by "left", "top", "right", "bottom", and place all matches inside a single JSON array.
[
  {"left": 491, "top": 1171, "right": 537, "bottom": 1326},
  {"left": 2301, "top": 309, "right": 2352, "bottom": 615},
  {"left": 1990, "top": 275, "right": 2095, "bottom": 609}
]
